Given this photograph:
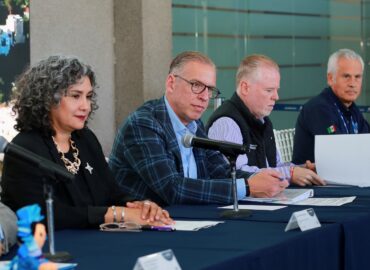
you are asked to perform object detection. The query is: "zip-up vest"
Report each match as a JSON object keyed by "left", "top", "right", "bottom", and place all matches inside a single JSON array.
[{"left": 206, "top": 93, "right": 276, "bottom": 168}]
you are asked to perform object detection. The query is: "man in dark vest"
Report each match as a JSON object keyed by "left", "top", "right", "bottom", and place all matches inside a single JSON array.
[{"left": 207, "top": 54, "right": 325, "bottom": 186}]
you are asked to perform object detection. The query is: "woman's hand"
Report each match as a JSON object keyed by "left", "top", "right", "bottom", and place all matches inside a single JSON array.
[{"left": 126, "top": 200, "right": 173, "bottom": 225}]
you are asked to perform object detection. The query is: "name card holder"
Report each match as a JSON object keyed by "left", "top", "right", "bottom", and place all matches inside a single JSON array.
[
  {"left": 285, "top": 208, "right": 321, "bottom": 232},
  {"left": 133, "top": 249, "right": 181, "bottom": 270}
]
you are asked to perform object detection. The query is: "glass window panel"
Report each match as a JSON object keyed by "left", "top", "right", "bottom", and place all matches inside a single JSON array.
[{"left": 172, "top": 0, "right": 370, "bottom": 127}]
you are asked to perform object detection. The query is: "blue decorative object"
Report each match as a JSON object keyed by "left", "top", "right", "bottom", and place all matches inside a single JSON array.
[{"left": 9, "top": 204, "right": 56, "bottom": 270}]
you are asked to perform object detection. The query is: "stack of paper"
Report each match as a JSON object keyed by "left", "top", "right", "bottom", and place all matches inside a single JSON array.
[{"left": 242, "top": 189, "right": 314, "bottom": 204}]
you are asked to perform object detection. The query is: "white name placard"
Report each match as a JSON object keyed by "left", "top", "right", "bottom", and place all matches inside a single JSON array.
[
  {"left": 285, "top": 208, "right": 321, "bottom": 232},
  {"left": 133, "top": 249, "right": 181, "bottom": 270}
]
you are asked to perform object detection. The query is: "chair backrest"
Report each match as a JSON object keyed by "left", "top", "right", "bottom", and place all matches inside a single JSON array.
[{"left": 273, "top": 128, "right": 295, "bottom": 163}]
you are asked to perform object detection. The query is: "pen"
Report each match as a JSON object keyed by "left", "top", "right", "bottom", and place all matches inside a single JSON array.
[{"left": 141, "top": 225, "right": 176, "bottom": 232}]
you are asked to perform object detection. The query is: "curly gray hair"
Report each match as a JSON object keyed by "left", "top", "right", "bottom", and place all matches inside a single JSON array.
[{"left": 12, "top": 55, "right": 98, "bottom": 136}]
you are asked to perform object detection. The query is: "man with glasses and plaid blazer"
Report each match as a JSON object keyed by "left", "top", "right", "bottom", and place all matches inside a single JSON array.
[{"left": 109, "top": 51, "right": 288, "bottom": 206}]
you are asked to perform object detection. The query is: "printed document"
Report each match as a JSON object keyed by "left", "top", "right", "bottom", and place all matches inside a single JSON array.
[
  {"left": 173, "top": 220, "right": 224, "bottom": 231},
  {"left": 290, "top": 196, "right": 356, "bottom": 206},
  {"left": 315, "top": 134, "right": 370, "bottom": 187}
]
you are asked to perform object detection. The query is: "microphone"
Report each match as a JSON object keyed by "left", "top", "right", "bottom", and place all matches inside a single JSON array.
[
  {"left": 182, "top": 134, "right": 247, "bottom": 156},
  {"left": 0, "top": 136, "right": 74, "bottom": 181}
]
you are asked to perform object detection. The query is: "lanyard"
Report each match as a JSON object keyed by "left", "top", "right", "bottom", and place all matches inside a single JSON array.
[{"left": 334, "top": 102, "right": 359, "bottom": 134}]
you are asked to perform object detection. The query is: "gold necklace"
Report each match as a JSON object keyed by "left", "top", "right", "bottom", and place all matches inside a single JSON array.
[{"left": 52, "top": 136, "right": 81, "bottom": 175}]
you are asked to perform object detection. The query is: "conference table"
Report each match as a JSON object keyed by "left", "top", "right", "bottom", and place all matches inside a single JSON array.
[
  {"left": 4, "top": 186, "right": 370, "bottom": 269},
  {"left": 53, "top": 186, "right": 370, "bottom": 269}
]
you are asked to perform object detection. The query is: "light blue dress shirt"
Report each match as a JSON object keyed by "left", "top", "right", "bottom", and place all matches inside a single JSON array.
[
  {"left": 165, "top": 97, "right": 198, "bottom": 178},
  {"left": 165, "top": 97, "right": 247, "bottom": 199}
]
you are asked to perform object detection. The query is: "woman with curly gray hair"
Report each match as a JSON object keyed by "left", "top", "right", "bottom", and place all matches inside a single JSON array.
[
  {"left": 1, "top": 55, "right": 173, "bottom": 229},
  {"left": 12, "top": 55, "right": 98, "bottom": 137}
]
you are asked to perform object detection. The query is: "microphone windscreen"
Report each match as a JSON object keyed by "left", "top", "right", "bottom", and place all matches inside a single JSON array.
[
  {"left": 0, "top": 135, "right": 8, "bottom": 153},
  {"left": 182, "top": 134, "right": 193, "bottom": 148}
]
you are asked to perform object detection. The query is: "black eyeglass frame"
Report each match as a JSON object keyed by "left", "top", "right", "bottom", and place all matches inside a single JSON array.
[{"left": 173, "top": 74, "right": 221, "bottom": 98}]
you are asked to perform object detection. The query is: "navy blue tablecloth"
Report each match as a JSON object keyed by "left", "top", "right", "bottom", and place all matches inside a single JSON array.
[
  {"left": 2, "top": 186, "right": 370, "bottom": 269},
  {"left": 50, "top": 185, "right": 370, "bottom": 270},
  {"left": 54, "top": 222, "right": 343, "bottom": 270}
]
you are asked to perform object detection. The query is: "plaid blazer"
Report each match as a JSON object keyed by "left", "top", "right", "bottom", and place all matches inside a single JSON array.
[{"left": 109, "top": 97, "right": 251, "bottom": 206}]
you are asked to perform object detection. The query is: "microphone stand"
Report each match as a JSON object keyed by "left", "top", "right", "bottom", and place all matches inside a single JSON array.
[
  {"left": 0, "top": 136, "right": 74, "bottom": 261},
  {"left": 220, "top": 151, "right": 252, "bottom": 219},
  {"left": 42, "top": 176, "right": 72, "bottom": 262}
]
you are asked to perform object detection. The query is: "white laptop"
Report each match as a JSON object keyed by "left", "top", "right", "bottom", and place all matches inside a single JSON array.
[{"left": 315, "top": 134, "right": 370, "bottom": 187}]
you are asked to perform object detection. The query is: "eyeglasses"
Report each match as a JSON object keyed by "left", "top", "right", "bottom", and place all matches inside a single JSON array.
[
  {"left": 99, "top": 222, "right": 141, "bottom": 232},
  {"left": 174, "top": 75, "right": 221, "bottom": 98}
]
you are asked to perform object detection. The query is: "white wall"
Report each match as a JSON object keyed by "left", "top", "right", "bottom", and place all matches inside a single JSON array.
[
  {"left": 30, "top": 0, "right": 115, "bottom": 153},
  {"left": 30, "top": 0, "right": 172, "bottom": 154}
]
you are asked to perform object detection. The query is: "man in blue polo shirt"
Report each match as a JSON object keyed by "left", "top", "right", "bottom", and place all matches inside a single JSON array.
[{"left": 292, "top": 49, "right": 370, "bottom": 164}]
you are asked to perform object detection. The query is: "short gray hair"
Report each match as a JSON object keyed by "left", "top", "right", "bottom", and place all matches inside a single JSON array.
[
  {"left": 327, "top": 48, "right": 364, "bottom": 76},
  {"left": 168, "top": 51, "right": 215, "bottom": 74}
]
